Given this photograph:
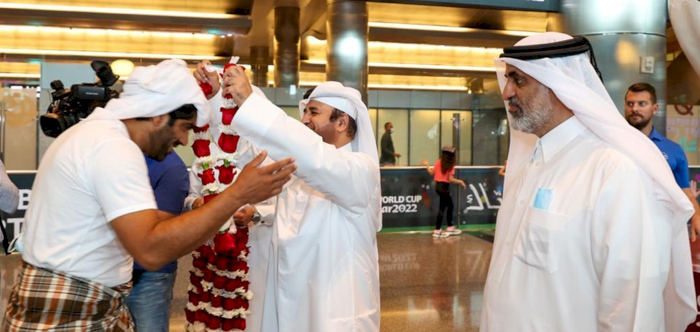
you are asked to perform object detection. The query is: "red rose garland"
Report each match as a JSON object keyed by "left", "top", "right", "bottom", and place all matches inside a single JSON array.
[{"left": 186, "top": 61, "right": 252, "bottom": 332}]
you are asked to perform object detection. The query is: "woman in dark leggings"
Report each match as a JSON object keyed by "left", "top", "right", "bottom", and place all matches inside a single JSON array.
[{"left": 420, "top": 146, "right": 466, "bottom": 238}]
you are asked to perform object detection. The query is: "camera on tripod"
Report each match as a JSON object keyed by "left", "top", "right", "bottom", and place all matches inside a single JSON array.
[{"left": 40, "top": 60, "right": 120, "bottom": 138}]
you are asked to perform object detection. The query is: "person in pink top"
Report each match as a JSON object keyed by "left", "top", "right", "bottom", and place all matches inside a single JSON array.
[{"left": 420, "top": 145, "right": 467, "bottom": 238}]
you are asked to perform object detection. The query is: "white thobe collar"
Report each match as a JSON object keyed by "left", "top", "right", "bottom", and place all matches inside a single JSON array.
[
  {"left": 534, "top": 116, "right": 586, "bottom": 164},
  {"left": 338, "top": 142, "right": 353, "bottom": 152}
]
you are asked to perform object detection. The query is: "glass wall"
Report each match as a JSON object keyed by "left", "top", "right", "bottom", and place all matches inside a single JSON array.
[
  {"left": 409, "top": 110, "right": 441, "bottom": 165},
  {"left": 440, "top": 110, "right": 473, "bottom": 166},
  {"left": 1, "top": 87, "right": 38, "bottom": 170}
]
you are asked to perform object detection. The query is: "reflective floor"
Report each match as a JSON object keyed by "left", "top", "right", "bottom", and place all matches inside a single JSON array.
[{"left": 0, "top": 231, "right": 493, "bottom": 331}]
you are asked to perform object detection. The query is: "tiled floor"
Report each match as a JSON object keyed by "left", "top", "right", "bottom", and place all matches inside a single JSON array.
[{"left": 0, "top": 231, "right": 493, "bottom": 331}]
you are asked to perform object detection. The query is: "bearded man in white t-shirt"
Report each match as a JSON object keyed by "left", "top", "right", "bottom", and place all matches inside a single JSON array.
[{"left": 2, "top": 59, "right": 295, "bottom": 332}]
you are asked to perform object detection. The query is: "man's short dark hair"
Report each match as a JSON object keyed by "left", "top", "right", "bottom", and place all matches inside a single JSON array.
[
  {"left": 303, "top": 87, "right": 316, "bottom": 100},
  {"left": 384, "top": 122, "right": 392, "bottom": 130},
  {"left": 330, "top": 108, "right": 357, "bottom": 139},
  {"left": 627, "top": 83, "right": 657, "bottom": 104},
  {"left": 167, "top": 104, "right": 197, "bottom": 126},
  {"left": 135, "top": 104, "right": 197, "bottom": 125}
]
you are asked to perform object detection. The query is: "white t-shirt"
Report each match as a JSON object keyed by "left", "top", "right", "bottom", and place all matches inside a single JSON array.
[{"left": 22, "top": 119, "right": 156, "bottom": 287}]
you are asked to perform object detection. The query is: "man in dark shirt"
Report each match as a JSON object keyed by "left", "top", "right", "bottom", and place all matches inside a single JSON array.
[
  {"left": 380, "top": 122, "right": 400, "bottom": 166},
  {"left": 126, "top": 151, "right": 189, "bottom": 332}
]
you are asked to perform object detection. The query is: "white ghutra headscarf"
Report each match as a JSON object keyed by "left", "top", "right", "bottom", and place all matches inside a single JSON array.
[
  {"left": 88, "top": 59, "right": 211, "bottom": 127},
  {"left": 496, "top": 32, "right": 696, "bottom": 331},
  {"left": 298, "top": 82, "right": 378, "bottom": 164}
]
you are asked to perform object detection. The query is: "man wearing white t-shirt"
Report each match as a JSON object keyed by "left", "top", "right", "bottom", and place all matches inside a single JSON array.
[{"left": 2, "top": 59, "right": 295, "bottom": 332}]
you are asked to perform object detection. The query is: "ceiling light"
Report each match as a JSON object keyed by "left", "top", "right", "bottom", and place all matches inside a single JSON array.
[
  {"left": 0, "top": 25, "right": 216, "bottom": 39},
  {"left": 0, "top": 49, "right": 225, "bottom": 61},
  {"left": 368, "top": 22, "right": 537, "bottom": 37},
  {"left": 0, "top": 3, "right": 241, "bottom": 19},
  {"left": 302, "top": 60, "right": 495, "bottom": 72},
  {"left": 269, "top": 80, "right": 468, "bottom": 91},
  {"left": 0, "top": 73, "right": 41, "bottom": 78},
  {"left": 111, "top": 59, "right": 135, "bottom": 77}
]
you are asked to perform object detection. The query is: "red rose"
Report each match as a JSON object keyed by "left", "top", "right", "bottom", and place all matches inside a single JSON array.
[
  {"left": 232, "top": 318, "right": 246, "bottom": 330},
  {"left": 198, "top": 245, "right": 213, "bottom": 257},
  {"left": 203, "top": 193, "right": 218, "bottom": 204},
  {"left": 214, "top": 232, "right": 236, "bottom": 254},
  {"left": 185, "top": 309, "right": 196, "bottom": 323},
  {"left": 210, "top": 295, "right": 223, "bottom": 308},
  {"left": 199, "top": 81, "right": 213, "bottom": 97},
  {"left": 197, "top": 169, "right": 216, "bottom": 185},
  {"left": 228, "top": 260, "right": 247, "bottom": 272},
  {"left": 188, "top": 291, "right": 200, "bottom": 305},
  {"left": 224, "top": 278, "right": 243, "bottom": 291},
  {"left": 215, "top": 256, "right": 229, "bottom": 271},
  {"left": 189, "top": 272, "right": 201, "bottom": 286},
  {"left": 234, "top": 228, "right": 249, "bottom": 244},
  {"left": 195, "top": 310, "right": 208, "bottom": 323},
  {"left": 216, "top": 165, "right": 237, "bottom": 185},
  {"left": 218, "top": 133, "right": 240, "bottom": 154},
  {"left": 192, "top": 140, "right": 211, "bottom": 158},
  {"left": 213, "top": 275, "right": 227, "bottom": 289},
  {"left": 223, "top": 297, "right": 236, "bottom": 310},
  {"left": 206, "top": 252, "right": 217, "bottom": 265},
  {"left": 202, "top": 269, "right": 214, "bottom": 282},
  {"left": 222, "top": 318, "right": 235, "bottom": 331},
  {"left": 220, "top": 107, "right": 239, "bottom": 125},
  {"left": 200, "top": 292, "right": 210, "bottom": 303},
  {"left": 192, "top": 257, "right": 207, "bottom": 270},
  {"left": 235, "top": 238, "right": 248, "bottom": 251},
  {"left": 193, "top": 124, "right": 210, "bottom": 133},
  {"left": 233, "top": 298, "right": 246, "bottom": 308},
  {"left": 207, "top": 315, "right": 222, "bottom": 329}
]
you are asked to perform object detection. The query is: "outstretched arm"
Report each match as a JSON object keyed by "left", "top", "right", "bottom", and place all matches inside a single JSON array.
[
  {"left": 112, "top": 152, "right": 295, "bottom": 271},
  {"left": 420, "top": 159, "right": 435, "bottom": 176},
  {"left": 448, "top": 174, "right": 466, "bottom": 189}
]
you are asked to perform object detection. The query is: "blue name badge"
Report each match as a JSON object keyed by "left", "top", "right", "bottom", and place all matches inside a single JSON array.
[{"left": 533, "top": 188, "right": 553, "bottom": 211}]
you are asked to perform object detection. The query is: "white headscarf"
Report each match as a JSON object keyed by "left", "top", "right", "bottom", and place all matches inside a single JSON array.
[
  {"left": 87, "top": 59, "right": 211, "bottom": 127},
  {"left": 496, "top": 32, "right": 695, "bottom": 331},
  {"left": 298, "top": 82, "right": 378, "bottom": 163}
]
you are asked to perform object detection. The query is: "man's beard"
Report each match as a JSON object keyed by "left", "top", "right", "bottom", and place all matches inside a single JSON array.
[
  {"left": 507, "top": 87, "right": 553, "bottom": 134},
  {"left": 148, "top": 125, "right": 175, "bottom": 161},
  {"left": 626, "top": 113, "right": 651, "bottom": 131}
]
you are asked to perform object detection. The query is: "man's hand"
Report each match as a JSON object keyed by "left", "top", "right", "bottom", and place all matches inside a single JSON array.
[
  {"left": 691, "top": 180, "right": 700, "bottom": 198},
  {"left": 691, "top": 214, "right": 700, "bottom": 242},
  {"left": 192, "top": 198, "right": 204, "bottom": 210},
  {"left": 194, "top": 60, "right": 220, "bottom": 99},
  {"left": 229, "top": 151, "right": 295, "bottom": 205},
  {"left": 222, "top": 66, "right": 253, "bottom": 107},
  {"left": 233, "top": 205, "right": 256, "bottom": 227}
]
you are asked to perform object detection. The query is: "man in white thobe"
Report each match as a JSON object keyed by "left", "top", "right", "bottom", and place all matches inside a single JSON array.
[
  {"left": 205, "top": 67, "right": 381, "bottom": 332},
  {"left": 481, "top": 32, "right": 696, "bottom": 332}
]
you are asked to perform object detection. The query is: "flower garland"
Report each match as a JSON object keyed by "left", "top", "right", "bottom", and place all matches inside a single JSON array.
[{"left": 185, "top": 60, "right": 251, "bottom": 332}]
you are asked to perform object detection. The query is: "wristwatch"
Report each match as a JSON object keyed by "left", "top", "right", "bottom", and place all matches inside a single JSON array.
[{"left": 251, "top": 210, "right": 262, "bottom": 225}]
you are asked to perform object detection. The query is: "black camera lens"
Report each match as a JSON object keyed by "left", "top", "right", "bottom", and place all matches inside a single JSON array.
[
  {"left": 50, "top": 80, "right": 64, "bottom": 91},
  {"left": 91, "top": 60, "right": 119, "bottom": 87},
  {"left": 39, "top": 113, "right": 67, "bottom": 138}
]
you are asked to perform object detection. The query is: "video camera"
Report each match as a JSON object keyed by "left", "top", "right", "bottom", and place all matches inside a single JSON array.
[{"left": 40, "top": 60, "right": 120, "bottom": 138}]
